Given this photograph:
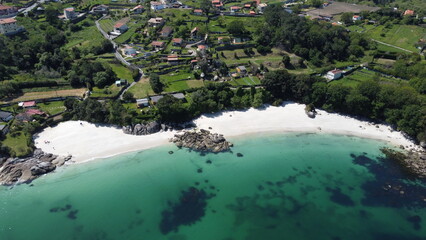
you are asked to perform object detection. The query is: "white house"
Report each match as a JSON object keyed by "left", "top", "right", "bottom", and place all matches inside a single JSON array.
[
  {"left": 352, "top": 15, "right": 362, "bottom": 22},
  {"left": 0, "top": 18, "right": 23, "bottom": 35},
  {"left": 326, "top": 69, "right": 343, "bottom": 81},
  {"left": 114, "top": 22, "right": 128, "bottom": 33},
  {"left": 136, "top": 98, "right": 149, "bottom": 108},
  {"left": 148, "top": 17, "right": 164, "bottom": 27},
  {"left": 150, "top": 1, "right": 166, "bottom": 11},
  {"left": 257, "top": 3, "right": 267, "bottom": 13},
  {"left": 64, "top": 7, "right": 77, "bottom": 20}
]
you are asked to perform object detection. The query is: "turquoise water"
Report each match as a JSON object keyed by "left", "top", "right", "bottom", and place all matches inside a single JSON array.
[{"left": 0, "top": 133, "right": 425, "bottom": 240}]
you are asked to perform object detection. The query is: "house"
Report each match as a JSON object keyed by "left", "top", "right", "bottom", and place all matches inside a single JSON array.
[
  {"left": 236, "top": 66, "right": 247, "bottom": 75},
  {"left": 136, "top": 98, "right": 149, "bottom": 108},
  {"left": 257, "top": 3, "right": 267, "bottom": 13},
  {"left": 114, "top": 22, "right": 128, "bottom": 33},
  {"left": 249, "top": 10, "right": 256, "bottom": 15},
  {"left": 172, "top": 38, "right": 183, "bottom": 47},
  {"left": 212, "top": 0, "right": 223, "bottom": 8},
  {"left": 0, "top": 5, "right": 17, "bottom": 19},
  {"left": 15, "top": 113, "right": 33, "bottom": 122},
  {"left": 115, "top": 79, "right": 127, "bottom": 87},
  {"left": 171, "top": 93, "right": 185, "bottom": 100},
  {"left": 150, "top": 1, "right": 166, "bottom": 11},
  {"left": 25, "top": 109, "right": 46, "bottom": 116},
  {"left": 230, "top": 6, "right": 242, "bottom": 13},
  {"left": 64, "top": 7, "right": 77, "bottom": 20},
  {"left": 0, "top": 18, "right": 23, "bottom": 35},
  {"left": 92, "top": 4, "right": 109, "bottom": 13},
  {"left": 0, "top": 111, "right": 13, "bottom": 122},
  {"left": 0, "top": 124, "right": 9, "bottom": 136},
  {"left": 167, "top": 55, "right": 179, "bottom": 65},
  {"left": 160, "top": 26, "right": 173, "bottom": 38},
  {"left": 148, "top": 17, "right": 164, "bottom": 28},
  {"left": 352, "top": 15, "right": 362, "bottom": 21},
  {"left": 244, "top": 4, "right": 251, "bottom": 8},
  {"left": 151, "top": 41, "right": 166, "bottom": 51},
  {"left": 132, "top": 5, "right": 145, "bottom": 14},
  {"left": 326, "top": 69, "right": 343, "bottom": 81},
  {"left": 193, "top": 9, "right": 203, "bottom": 15},
  {"left": 19, "top": 101, "right": 36, "bottom": 108},
  {"left": 197, "top": 44, "right": 207, "bottom": 53},
  {"left": 150, "top": 95, "right": 164, "bottom": 104},
  {"left": 404, "top": 9, "right": 414, "bottom": 16},
  {"left": 123, "top": 46, "right": 137, "bottom": 56}
]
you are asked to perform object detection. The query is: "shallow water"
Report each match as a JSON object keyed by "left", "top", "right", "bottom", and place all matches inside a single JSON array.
[{"left": 0, "top": 133, "right": 425, "bottom": 240}]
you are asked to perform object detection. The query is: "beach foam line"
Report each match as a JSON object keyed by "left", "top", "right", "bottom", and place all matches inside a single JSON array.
[{"left": 34, "top": 103, "right": 420, "bottom": 164}]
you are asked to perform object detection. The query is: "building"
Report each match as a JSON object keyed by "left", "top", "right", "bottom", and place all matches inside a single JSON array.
[
  {"left": 352, "top": 15, "right": 362, "bottom": 21},
  {"left": 249, "top": 10, "right": 256, "bottom": 15},
  {"left": 25, "top": 109, "right": 46, "bottom": 116},
  {"left": 197, "top": 44, "right": 207, "bottom": 53},
  {"left": 92, "top": 4, "right": 109, "bottom": 13},
  {"left": 136, "top": 98, "right": 149, "bottom": 108},
  {"left": 124, "top": 47, "right": 137, "bottom": 56},
  {"left": 150, "top": 1, "right": 166, "bottom": 11},
  {"left": 114, "top": 22, "right": 128, "bottom": 33},
  {"left": 150, "top": 95, "right": 164, "bottom": 104},
  {"left": 236, "top": 66, "right": 247, "bottom": 75},
  {"left": 257, "top": 3, "right": 267, "bottom": 13},
  {"left": 160, "top": 26, "right": 173, "bottom": 38},
  {"left": 151, "top": 41, "right": 166, "bottom": 51},
  {"left": 172, "top": 38, "right": 183, "bottom": 46},
  {"left": 326, "top": 69, "right": 343, "bottom": 81},
  {"left": 0, "top": 18, "right": 23, "bottom": 35},
  {"left": 193, "top": 9, "right": 203, "bottom": 15},
  {"left": 218, "top": 36, "right": 230, "bottom": 44},
  {"left": 19, "top": 101, "right": 36, "bottom": 108},
  {"left": 0, "top": 111, "right": 13, "bottom": 122},
  {"left": 148, "top": 17, "right": 164, "bottom": 28},
  {"left": 132, "top": 5, "right": 145, "bottom": 14},
  {"left": 115, "top": 79, "right": 127, "bottom": 86},
  {"left": 167, "top": 55, "right": 179, "bottom": 65},
  {"left": 64, "top": 7, "right": 77, "bottom": 20},
  {"left": 0, "top": 5, "right": 17, "bottom": 19},
  {"left": 404, "top": 9, "right": 415, "bottom": 16},
  {"left": 230, "top": 6, "right": 242, "bottom": 13},
  {"left": 171, "top": 93, "right": 185, "bottom": 100},
  {"left": 212, "top": 0, "right": 223, "bottom": 8}
]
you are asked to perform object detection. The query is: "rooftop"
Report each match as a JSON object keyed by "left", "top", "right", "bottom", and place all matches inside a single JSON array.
[{"left": 0, "top": 18, "right": 16, "bottom": 24}]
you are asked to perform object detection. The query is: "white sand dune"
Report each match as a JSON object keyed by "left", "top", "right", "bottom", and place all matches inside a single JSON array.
[{"left": 35, "top": 103, "right": 419, "bottom": 163}]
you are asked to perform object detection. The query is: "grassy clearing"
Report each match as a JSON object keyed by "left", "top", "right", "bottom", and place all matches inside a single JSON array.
[
  {"left": 365, "top": 24, "right": 426, "bottom": 52},
  {"left": 3, "top": 132, "right": 32, "bottom": 157},
  {"left": 161, "top": 71, "right": 198, "bottom": 92},
  {"left": 38, "top": 101, "right": 66, "bottom": 115},
  {"left": 91, "top": 84, "right": 121, "bottom": 98},
  {"left": 331, "top": 68, "right": 407, "bottom": 88},
  {"left": 65, "top": 22, "right": 104, "bottom": 50},
  {"left": 128, "top": 79, "right": 154, "bottom": 98},
  {"left": 7, "top": 89, "right": 86, "bottom": 103},
  {"left": 99, "top": 19, "right": 115, "bottom": 33}
]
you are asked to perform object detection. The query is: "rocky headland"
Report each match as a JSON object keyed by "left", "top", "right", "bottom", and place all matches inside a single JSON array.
[
  {"left": 171, "top": 129, "right": 233, "bottom": 153},
  {"left": 381, "top": 147, "right": 426, "bottom": 178},
  {"left": 0, "top": 149, "right": 72, "bottom": 186}
]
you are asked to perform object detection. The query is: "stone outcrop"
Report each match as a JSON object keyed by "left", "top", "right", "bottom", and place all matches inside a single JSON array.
[
  {"left": 0, "top": 149, "right": 72, "bottom": 185},
  {"left": 381, "top": 148, "right": 426, "bottom": 178},
  {"left": 170, "top": 129, "right": 233, "bottom": 153},
  {"left": 122, "top": 121, "right": 161, "bottom": 135}
]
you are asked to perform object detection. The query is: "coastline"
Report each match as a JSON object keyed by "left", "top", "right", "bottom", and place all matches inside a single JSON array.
[{"left": 34, "top": 102, "right": 420, "bottom": 164}]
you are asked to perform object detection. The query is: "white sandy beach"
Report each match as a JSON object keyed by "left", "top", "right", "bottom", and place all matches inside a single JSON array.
[{"left": 35, "top": 102, "right": 419, "bottom": 163}]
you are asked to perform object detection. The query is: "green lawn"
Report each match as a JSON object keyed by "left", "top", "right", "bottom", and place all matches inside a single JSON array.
[
  {"left": 38, "top": 101, "right": 66, "bottom": 115},
  {"left": 365, "top": 24, "right": 426, "bottom": 52},
  {"left": 161, "top": 71, "right": 195, "bottom": 92},
  {"left": 3, "top": 132, "right": 32, "bottom": 157},
  {"left": 91, "top": 84, "right": 122, "bottom": 98},
  {"left": 65, "top": 22, "right": 104, "bottom": 50},
  {"left": 99, "top": 19, "right": 115, "bottom": 33},
  {"left": 128, "top": 79, "right": 154, "bottom": 98},
  {"left": 331, "top": 68, "right": 407, "bottom": 88}
]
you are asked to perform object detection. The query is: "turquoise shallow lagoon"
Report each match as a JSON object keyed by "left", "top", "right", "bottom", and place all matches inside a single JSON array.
[{"left": 0, "top": 133, "right": 425, "bottom": 240}]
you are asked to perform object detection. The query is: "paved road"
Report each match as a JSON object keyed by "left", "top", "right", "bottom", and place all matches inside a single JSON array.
[
  {"left": 371, "top": 39, "right": 413, "bottom": 53},
  {"left": 95, "top": 16, "right": 145, "bottom": 99}
]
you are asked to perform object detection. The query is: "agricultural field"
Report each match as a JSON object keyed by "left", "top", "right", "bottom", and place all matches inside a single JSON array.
[
  {"left": 330, "top": 68, "right": 408, "bottom": 88},
  {"left": 230, "top": 76, "right": 261, "bottom": 86},
  {"left": 2, "top": 132, "right": 32, "bottom": 157},
  {"left": 127, "top": 78, "right": 155, "bottom": 98},
  {"left": 160, "top": 71, "right": 203, "bottom": 92},
  {"left": 6, "top": 89, "right": 86, "bottom": 103},
  {"left": 65, "top": 21, "right": 105, "bottom": 50},
  {"left": 364, "top": 24, "right": 426, "bottom": 52},
  {"left": 38, "top": 101, "right": 66, "bottom": 115}
]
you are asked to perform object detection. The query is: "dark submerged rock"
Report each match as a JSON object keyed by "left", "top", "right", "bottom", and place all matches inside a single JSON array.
[{"left": 236, "top": 153, "right": 243, "bottom": 157}]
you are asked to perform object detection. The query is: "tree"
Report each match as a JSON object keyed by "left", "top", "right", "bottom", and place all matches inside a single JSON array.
[
  {"left": 93, "top": 72, "right": 111, "bottom": 88},
  {"left": 149, "top": 73, "right": 164, "bottom": 93},
  {"left": 341, "top": 12, "right": 353, "bottom": 25},
  {"left": 227, "top": 20, "right": 247, "bottom": 36},
  {"left": 282, "top": 54, "right": 291, "bottom": 68},
  {"left": 156, "top": 95, "right": 190, "bottom": 122},
  {"left": 122, "top": 91, "right": 135, "bottom": 102}
]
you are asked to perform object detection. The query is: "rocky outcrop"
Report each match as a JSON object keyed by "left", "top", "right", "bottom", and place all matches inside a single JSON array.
[
  {"left": 381, "top": 148, "right": 426, "bottom": 178},
  {"left": 122, "top": 121, "right": 161, "bottom": 135},
  {"left": 0, "top": 149, "right": 72, "bottom": 186},
  {"left": 171, "top": 129, "right": 233, "bottom": 153}
]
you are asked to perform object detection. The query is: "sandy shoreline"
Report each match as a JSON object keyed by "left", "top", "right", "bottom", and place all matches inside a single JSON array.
[{"left": 34, "top": 102, "right": 419, "bottom": 164}]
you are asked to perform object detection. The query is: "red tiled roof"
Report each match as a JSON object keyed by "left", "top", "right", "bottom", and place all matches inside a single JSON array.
[
  {"left": 22, "top": 101, "right": 36, "bottom": 107},
  {"left": 244, "top": 4, "right": 251, "bottom": 7},
  {"left": 211, "top": 0, "right": 221, "bottom": 3},
  {"left": 172, "top": 38, "right": 183, "bottom": 43},
  {"left": 249, "top": 11, "right": 256, "bottom": 15},
  {"left": 330, "top": 69, "right": 342, "bottom": 74},
  {"left": 404, "top": 9, "right": 414, "bottom": 15},
  {"left": 0, "top": 18, "right": 16, "bottom": 24},
  {"left": 64, "top": 7, "right": 74, "bottom": 12},
  {"left": 151, "top": 41, "right": 165, "bottom": 46},
  {"left": 25, "top": 109, "right": 45, "bottom": 116},
  {"left": 114, "top": 22, "right": 125, "bottom": 28},
  {"left": 198, "top": 45, "right": 206, "bottom": 49},
  {"left": 0, "top": 5, "right": 13, "bottom": 10},
  {"left": 230, "top": 6, "right": 242, "bottom": 10},
  {"left": 194, "top": 9, "right": 202, "bottom": 13}
]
